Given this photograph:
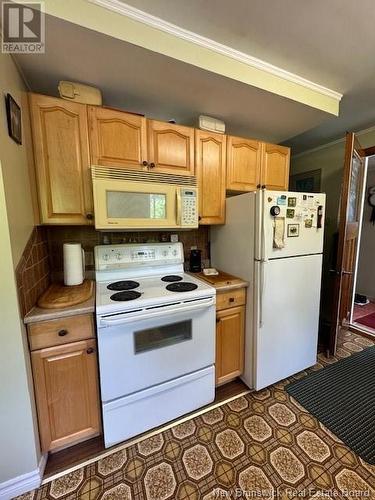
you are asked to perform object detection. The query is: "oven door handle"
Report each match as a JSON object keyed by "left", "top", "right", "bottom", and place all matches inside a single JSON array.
[{"left": 99, "top": 297, "right": 215, "bottom": 327}]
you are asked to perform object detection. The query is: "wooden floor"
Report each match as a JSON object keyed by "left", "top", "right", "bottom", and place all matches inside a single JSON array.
[{"left": 44, "top": 378, "right": 248, "bottom": 479}]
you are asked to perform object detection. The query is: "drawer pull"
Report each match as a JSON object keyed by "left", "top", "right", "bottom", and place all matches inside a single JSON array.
[
  {"left": 229, "top": 297, "right": 235, "bottom": 303},
  {"left": 58, "top": 329, "right": 68, "bottom": 337},
  {"left": 86, "top": 347, "right": 95, "bottom": 354}
]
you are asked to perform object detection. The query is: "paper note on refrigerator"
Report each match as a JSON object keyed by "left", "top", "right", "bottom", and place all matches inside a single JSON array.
[{"left": 273, "top": 217, "right": 285, "bottom": 248}]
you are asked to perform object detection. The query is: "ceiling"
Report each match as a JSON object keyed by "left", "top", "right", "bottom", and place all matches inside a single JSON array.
[
  {"left": 10, "top": 0, "right": 375, "bottom": 152},
  {"left": 121, "top": 0, "right": 375, "bottom": 152},
  {"left": 12, "top": 13, "right": 326, "bottom": 144},
  {"left": 122, "top": 0, "right": 372, "bottom": 93}
]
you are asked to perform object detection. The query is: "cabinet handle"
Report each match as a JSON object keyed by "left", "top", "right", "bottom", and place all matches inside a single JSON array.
[
  {"left": 198, "top": 215, "right": 202, "bottom": 221},
  {"left": 58, "top": 329, "right": 68, "bottom": 336},
  {"left": 142, "top": 160, "right": 148, "bottom": 167},
  {"left": 149, "top": 162, "right": 155, "bottom": 169},
  {"left": 262, "top": 185, "right": 266, "bottom": 189},
  {"left": 86, "top": 213, "right": 93, "bottom": 220},
  {"left": 86, "top": 347, "right": 95, "bottom": 354},
  {"left": 256, "top": 184, "right": 261, "bottom": 189},
  {"left": 229, "top": 297, "right": 235, "bottom": 303},
  {"left": 216, "top": 318, "right": 220, "bottom": 323}
]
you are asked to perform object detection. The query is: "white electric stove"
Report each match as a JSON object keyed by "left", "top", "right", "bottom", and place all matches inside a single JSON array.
[{"left": 95, "top": 242, "right": 216, "bottom": 448}]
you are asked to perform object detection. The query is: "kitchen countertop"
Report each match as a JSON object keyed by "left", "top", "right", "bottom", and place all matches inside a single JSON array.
[
  {"left": 24, "top": 285, "right": 95, "bottom": 324},
  {"left": 193, "top": 270, "right": 248, "bottom": 292}
]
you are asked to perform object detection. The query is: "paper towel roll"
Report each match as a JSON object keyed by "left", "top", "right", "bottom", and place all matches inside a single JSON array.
[{"left": 63, "top": 243, "right": 85, "bottom": 286}]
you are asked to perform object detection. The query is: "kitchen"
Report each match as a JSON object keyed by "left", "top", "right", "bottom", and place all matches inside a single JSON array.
[
  {"left": 1, "top": 3, "right": 374, "bottom": 500},
  {"left": 5, "top": 84, "right": 326, "bottom": 495},
  {"left": 22, "top": 86, "right": 297, "bottom": 451}
]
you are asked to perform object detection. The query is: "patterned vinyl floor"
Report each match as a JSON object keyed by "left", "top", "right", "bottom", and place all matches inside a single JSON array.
[{"left": 15, "top": 329, "right": 375, "bottom": 500}]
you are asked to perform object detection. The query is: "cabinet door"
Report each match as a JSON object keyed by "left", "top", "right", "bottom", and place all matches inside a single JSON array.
[
  {"left": 216, "top": 306, "right": 245, "bottom": 385},
  {"left": 226, "top": 136, "right": 261, "bottom": 191},
  {"left": 88, "top": 106, "right": 147, "bottom": 169},
  {"left": 31, "top": 339, "right": 101, "bottom": 452},
  {"left": 261, "top": 143, "right": 290, "bottom": 191},
  {"left": 148, "top": 120, "right": 195, "bottom": 175},
  {"left": 195, "top": 130, "right": 226, "bottom": 225},
  {"left": 29, "top": 94, "right": 93, "bottom": 224}
]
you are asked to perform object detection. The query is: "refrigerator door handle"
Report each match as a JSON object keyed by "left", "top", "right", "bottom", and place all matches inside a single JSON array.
[
  {"left": 260, "top": 189, "right": 268, "bottom": 263},
  {"left": 259, "top": 260, "right": 266, "bottom": 327}
]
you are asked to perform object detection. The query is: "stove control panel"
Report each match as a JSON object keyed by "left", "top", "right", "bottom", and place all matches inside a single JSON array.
[{"left": 95, "top": 242, "right": 184, "bottom": 270}]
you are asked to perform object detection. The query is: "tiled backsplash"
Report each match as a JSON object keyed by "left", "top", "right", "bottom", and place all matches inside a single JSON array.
[
  {"left": 15, "top": 225, "right": 209, "bottom": 315},
  {"left": 16, "top": 227, "right": 50, "bottom": 316},
  {"left": 46, "top": 226, "right": 210, "bottom": 278}
]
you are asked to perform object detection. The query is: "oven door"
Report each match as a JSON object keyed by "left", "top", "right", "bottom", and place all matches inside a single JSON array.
[
  {"left": 93, "top": 178, "right": 179, "bottom": 229},
  {"left": 97, "top": 297, "right": 216, "bottom": 402}
]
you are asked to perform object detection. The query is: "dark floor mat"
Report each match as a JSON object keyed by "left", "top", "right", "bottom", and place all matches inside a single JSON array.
[{"left": 286, "top": 345, "right": 375, "bottom": 464}]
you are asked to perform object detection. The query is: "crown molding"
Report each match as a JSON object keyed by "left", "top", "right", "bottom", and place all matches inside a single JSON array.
[{"left": 89, "top": 0, "right": 342, "bottom": 103}]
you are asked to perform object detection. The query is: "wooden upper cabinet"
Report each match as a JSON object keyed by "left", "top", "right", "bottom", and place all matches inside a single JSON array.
[
  {"left": 88, "top": 106, "right": 147, "bottom": 169},
  {"left": 195, "top": 130, "right": 226, "bottom": 225},
  {"left": 226, "top": 136, "right": 262, "bottom": 191},
  {"left": 148, "top": 120, "right": 195, "bottom": 175},
  {"left": 29, "top": 93, "right": 93, "bottom": 224},
  {"left": 31, "top": 339, "right": 101, "bottom": 452},
  {"left": 261, "top": 143, "right": 290, "bottom": 191}
]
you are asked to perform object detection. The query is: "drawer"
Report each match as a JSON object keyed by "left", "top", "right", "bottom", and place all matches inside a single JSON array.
[
  {"left": 102, "top": 366, "right": 214, "bottom": 447},
  {"left": 28, "top": 314, "right": 95, "bottom": 351},
  {"left": 216, "top": 288, "right": 246, "bottom": 311}
]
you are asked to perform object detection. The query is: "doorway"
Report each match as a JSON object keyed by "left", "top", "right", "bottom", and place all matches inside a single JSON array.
[{"left": 350, "top": 155, "right": 375, "bottom": 337}]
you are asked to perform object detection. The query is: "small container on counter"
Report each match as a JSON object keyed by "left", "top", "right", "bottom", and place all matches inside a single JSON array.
[{"left": 189, "top": 248, "right": 202, "bottom": 273}]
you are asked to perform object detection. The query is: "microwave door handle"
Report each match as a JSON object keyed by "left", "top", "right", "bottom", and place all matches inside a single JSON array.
[
  {"left": 176, "top": 189, "right": 182, "bottom": 225},
  {"left": 100, "top": 297, "right": 215, "bottom": 327}
]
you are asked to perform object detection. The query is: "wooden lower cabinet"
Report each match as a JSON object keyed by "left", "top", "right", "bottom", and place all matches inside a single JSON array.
[
  {"left": 31, "top": 337, "right": 101, "bottom": 453},
  {"left": 215, "top": 304, "right": 245, "bottom": 385}
]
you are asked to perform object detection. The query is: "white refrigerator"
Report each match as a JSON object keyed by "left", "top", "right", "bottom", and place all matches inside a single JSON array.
[{"left": 211, "top": 190, "right": 326, "bottom": 390}]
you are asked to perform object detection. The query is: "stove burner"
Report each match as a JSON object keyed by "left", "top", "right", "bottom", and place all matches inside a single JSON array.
[
  {"left": 161, "top": 275, "right": 183, "bottom": 283},
  {"left": 107, "top": 280, "right": 140, "bottom": 291},
  {"left": 110, "top": 290, "right": 142, "bottom": 301},
  {"left": 166, "top": 282, "right": 198, "bottom": 292}
]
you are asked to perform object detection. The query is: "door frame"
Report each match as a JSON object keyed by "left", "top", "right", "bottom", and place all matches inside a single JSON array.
[
  {"left": 329, "top": 135, "right": 374, "bottom": 354},
  {"left": 348, "top": 151, "right": 375, "bottom": 336}
]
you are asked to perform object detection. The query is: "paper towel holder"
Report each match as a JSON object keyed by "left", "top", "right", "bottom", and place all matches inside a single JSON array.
[{"left": 63, "top": 242, "right": 85, "bottom": 286}]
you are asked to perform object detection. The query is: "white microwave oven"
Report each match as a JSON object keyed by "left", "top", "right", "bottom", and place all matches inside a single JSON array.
[{"left": 91, "top": 166, "right": 199, "bottom": 230}]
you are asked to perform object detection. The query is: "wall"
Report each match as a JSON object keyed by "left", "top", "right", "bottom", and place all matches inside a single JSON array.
[
  {"left": 0, "top": 50, "right": 36, "bottom": 267},
  {"left": 0, "top": 51, "right": 41, "bottom": 492},
  {"left": 356, "top": 163, "right": 375, "bottom": 298},
  {"left": 290, "top": 127, "right": 375, "bottom": 323},
  {"left": 0, "top": 166, "right": 40, "bottom": 488}
]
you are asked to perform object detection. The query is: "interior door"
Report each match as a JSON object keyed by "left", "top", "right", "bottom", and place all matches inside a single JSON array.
[{"left": 329, "top": 133, "right": 366, "bottom": 354}]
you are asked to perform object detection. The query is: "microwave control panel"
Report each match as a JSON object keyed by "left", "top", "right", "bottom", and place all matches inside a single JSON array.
[{"left": 181, "top": 188, "right": 198, "bottom": 227}]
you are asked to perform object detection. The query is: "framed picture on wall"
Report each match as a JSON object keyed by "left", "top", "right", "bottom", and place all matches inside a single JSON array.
[
  {"left": 290, "top": 168, "right": 321, "bottom": 193},
  {"left": 5, "top": 93, "right": 22, "bottom": 145}
]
